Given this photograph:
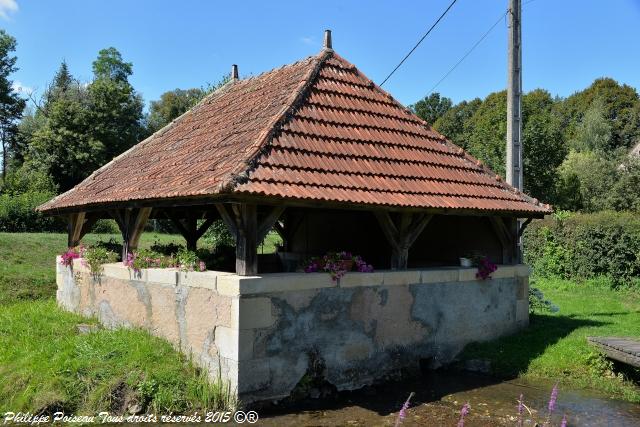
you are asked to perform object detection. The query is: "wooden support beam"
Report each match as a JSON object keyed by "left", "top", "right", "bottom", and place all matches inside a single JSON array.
[
  {"left": 215, "top": 204, "right": 238, "bottom": 236},
  {"left": 489, "top": 216, "right": 519, "bottom": 264},
  {"left": 374, "top": 211, "right": 432, "bottom": 269},
  {"left": 488, "top": 217, "right": 511, "bottom": 264},
  {"left": 111, "top": 208, "right": 151, "bottom": 260},
  {"left": 236, "top": 204, "right": 257, "bottom": 276},
  {"left": 67, "top": 212, "right": 86, "bottom": 248},
  {"left": 258, "top": 206, "right": 286, "bottom": 243},
  {"left": 215, "top": 203, "right": 258, "bottom": 275}
]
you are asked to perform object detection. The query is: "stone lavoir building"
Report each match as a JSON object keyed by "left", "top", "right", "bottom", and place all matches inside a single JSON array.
[{"left": 40, "top": 32, "right": 550, "bottom": 403}]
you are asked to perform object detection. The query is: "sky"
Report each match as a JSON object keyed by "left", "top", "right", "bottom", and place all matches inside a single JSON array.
[{"left": 4, "top": 0, "right": 640, "bottom": 108}]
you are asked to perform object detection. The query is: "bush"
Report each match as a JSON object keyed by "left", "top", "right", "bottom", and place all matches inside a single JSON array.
[
  {"left": 91, "top": 219, "right": 119, "bottom": 233},
  {"left": 524, "top": 211, "right": 640, "bottom": 286},
  {"left": 202, "top": 220, "right": 234, "bottom": 250},
  {"left": 0, "top": 191, "right": 65, "bottom": 232}
]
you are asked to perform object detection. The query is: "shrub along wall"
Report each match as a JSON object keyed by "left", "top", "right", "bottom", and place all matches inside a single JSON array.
[{"left": 523, "top": 211, "right": 640, "bottom": 286}]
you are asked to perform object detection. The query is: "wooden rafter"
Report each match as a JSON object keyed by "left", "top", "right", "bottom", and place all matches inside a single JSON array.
[
  {"left": 111, "top": 207, "right": 152, "bottom": 259},
  {"left": 374, "top": 211, "right": 433, "bottom": 269}
]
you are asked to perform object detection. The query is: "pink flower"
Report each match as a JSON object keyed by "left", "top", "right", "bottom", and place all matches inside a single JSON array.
[
  {"left": 457, "top": 402, "right": 470, "bottom": 427},
  {"left": 394, "top": 392, "right": 414, "bottom": 427},
  {"left": 199, "top": 261, "right": 206, "bottom": 272}
]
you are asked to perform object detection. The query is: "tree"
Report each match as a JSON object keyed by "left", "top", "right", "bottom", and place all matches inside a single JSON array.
[
  {"left": 88, "top": 47, "right": 144, "bottom": 161},
  {"left": 433, "top": 98, "right": 481, "bottom": 148},
  {"left": 92, "top": 47, "right": 133, "bottom": 82},
  {"left": 0, "top": 30, "right": 26, "bottom": 180},
  {"left": 26, "top": 63, "right": 101, "bottom": 191},
  {"left": 146, "top": 88, "right": 206, "bottom": 134},
  {"left": 521, "top": 90, "right": 567, "bottom": 203},
  {"left": 460, "top": 89, "right": 566, "bottom": 204},
  {"left": 606, "top": 157, "right": 640, "bottom": 212},
  {"left": 569, "top": 97, "right": 613, "bottom": 154},
  {"left": 410, "top": 93, "right": 453, "bottom": 126},
  {"left": 558, "top": 77, "right": 640, "bottom": 151},
  {"left": 555, "top": 150, "right": 618, "bottom": 211}
]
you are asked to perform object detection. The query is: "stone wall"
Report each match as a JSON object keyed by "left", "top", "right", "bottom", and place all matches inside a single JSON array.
[{"left": 56, "top": 258, "right": 530, "bottom": 403}]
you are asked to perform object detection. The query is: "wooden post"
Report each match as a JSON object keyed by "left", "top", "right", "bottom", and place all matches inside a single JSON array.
[
  {"left": 489, "top": 216, "right": 519, "bottom": 265},
  {"left": 112, "top": 208, "right": 152, "bottom": 260},
  {"left": 235, "top": 204, "right": 257, "bottom": 276},
  {"left": 216, "top": 203, "right": 284, "bottom": 275},
  {"left": 374, "top": 211, "right": 432, "bottom": 269}
]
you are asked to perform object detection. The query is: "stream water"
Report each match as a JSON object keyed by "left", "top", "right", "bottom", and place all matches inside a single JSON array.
[{"left": 256, "top": 370, "right": 640, "bottom": 426}]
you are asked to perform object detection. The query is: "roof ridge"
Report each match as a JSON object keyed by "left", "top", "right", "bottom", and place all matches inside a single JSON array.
[{"left": 220, "top": 49, "right": 334, "bottom": 192}]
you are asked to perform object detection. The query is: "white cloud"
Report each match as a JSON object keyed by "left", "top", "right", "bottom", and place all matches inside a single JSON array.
[
  {"left": 0, "top": 0, "right": 18, "bottom": 20},
  {"left": 300, "top": 36, "right": 317, "bottom": 46},
  {"left": 12, "top": 80, "right": 32, "bottom": 95}
]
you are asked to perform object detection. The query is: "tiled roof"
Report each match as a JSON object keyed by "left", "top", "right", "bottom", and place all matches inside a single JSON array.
[{"left": 39, "top": 49, "right": 551, "bottom": 215}]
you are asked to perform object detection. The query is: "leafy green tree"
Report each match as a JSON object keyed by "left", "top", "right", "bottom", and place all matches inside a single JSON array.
[
  {"left": 433, "top": 98, "right": 481, "bottom": 148},
  {"left": 146, "top": 88, "right": 206, "bottom": 134},
  {"left": 606, "top": 157, "right": 640, "bottom": 212},
  {"left": 0, "top": 30, "right": 26, "bottom": 180},
  {"left": 569, "top": 97, "right": 613, "bottom": 154},
  {"left": 88, "top": 47, "right": 144, "bottom": 161},
  {"left": 556, "top": 150, "right": 618, "bottom": 211},
  {"left": 558, "top": 77, "right": 640, "bottom": 151},
  {"left": 521, "top": 90, "right": 567, "bottom": 202},
  {"left": 463, "top": 91, "right": 507, "bottom": 176},
  {"left": 461, "top": 90, "right": 566, "bottom": 204},
  {"left": 410, "top": 93, "right": 453, "bottom": 126},
  {"left": 26, "top": 63, "right": 101, "bottom": 191}
]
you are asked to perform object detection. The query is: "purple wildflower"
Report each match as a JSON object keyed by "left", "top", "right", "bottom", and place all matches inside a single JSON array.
[
  {"left": 548, "top": 383, "right": 559, "bottom": 414},
  {"left": 394, "top": 392, "right": 414, "bottom": 427},
  {"left": 457, "top": 402, "right": 470, "bottom": 427},
  {"left": 198, "top": 261, "right": 206, "bottom": 272},
  {"left": 561, "top": 414, "right": 567, "bottom": 427},
  {"left": 517, "top": 393, "right": 524, "bottom": 427}
]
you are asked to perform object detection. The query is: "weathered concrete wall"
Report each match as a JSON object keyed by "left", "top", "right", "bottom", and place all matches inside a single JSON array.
[
  {"left": 56, "top": 258, "right": 529, "bottom": 404},
  {"left": 215, "top": 265, "right": 529, "bottom": 402},
  {"left": 56, "top": 257, "right": 241, "bottom": 391}
]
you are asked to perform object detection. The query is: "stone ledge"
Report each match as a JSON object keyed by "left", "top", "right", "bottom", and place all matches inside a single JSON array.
[{"left": 71, "top": 259, "right": 531, "bottom": 295}]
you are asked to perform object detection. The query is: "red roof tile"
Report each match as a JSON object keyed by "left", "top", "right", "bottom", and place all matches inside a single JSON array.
[{"left": 38, "top": 49, "right": 551, "bottom": 215}]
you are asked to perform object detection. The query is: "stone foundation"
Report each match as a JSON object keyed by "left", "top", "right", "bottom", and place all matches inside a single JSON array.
[{"left": 56, "top": 257, "right": 529, "bottom": 403}]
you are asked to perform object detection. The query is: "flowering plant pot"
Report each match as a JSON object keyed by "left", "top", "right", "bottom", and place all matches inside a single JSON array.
[
  {"left": 304, "top": 251, "right": 373, "bottom": 281},
  {"left": 459, "top": 257, "right": 473, "bottom": 267}
]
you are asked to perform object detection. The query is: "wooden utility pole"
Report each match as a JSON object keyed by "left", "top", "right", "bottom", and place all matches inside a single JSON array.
[{"left": 506, "top": 0, "right": 523, "bottom": 191}]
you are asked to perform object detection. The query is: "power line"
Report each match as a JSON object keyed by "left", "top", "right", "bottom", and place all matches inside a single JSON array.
[
  {"left": 379, "top": 0, "right": 459, "bottom": 87},
  {"left": 425, "top": 10, "right": 507, "bottom": 96},
  {"left": 424, "top": 0, "right": 542, "bottom": 97}
]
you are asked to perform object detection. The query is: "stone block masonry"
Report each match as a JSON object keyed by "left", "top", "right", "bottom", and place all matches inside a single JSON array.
[{"left": 56, "top": 257, "right": 530, "bottom": 403}]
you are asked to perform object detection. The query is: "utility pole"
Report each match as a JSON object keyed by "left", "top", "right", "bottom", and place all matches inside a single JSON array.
[
  {"left": 506, "top": 0, "right": 522, "bottom": 190},
  {"left": 507, "top": 0, "right": 523, "bottom": 264}
]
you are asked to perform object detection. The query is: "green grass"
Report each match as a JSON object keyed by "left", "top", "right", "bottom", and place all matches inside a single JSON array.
[
  {"left": 0, "top": 231, "right": 281, "bottom": 304},
  {"left": 461, "top": 277, "right": 640, "bottom": 402},
  {"left": 0, "top": 232, "right": 186, "bottom": 304},
  {"left": 0, "top": 232, "right": 255, "bottom": 414},
  {"left": 0, "top": 300, "right": 236, "bottom": 413}
]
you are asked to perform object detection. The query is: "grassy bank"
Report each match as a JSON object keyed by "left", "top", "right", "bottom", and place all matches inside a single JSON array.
[
  {"left": 0, "top": 232, "right": 247, "bottom": 414},
  {"left": 461, "top": 277, "right": 640, "bottom": 402},
  {"left": 0, "top": 300, "right": 235, "bottom": 413}
]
